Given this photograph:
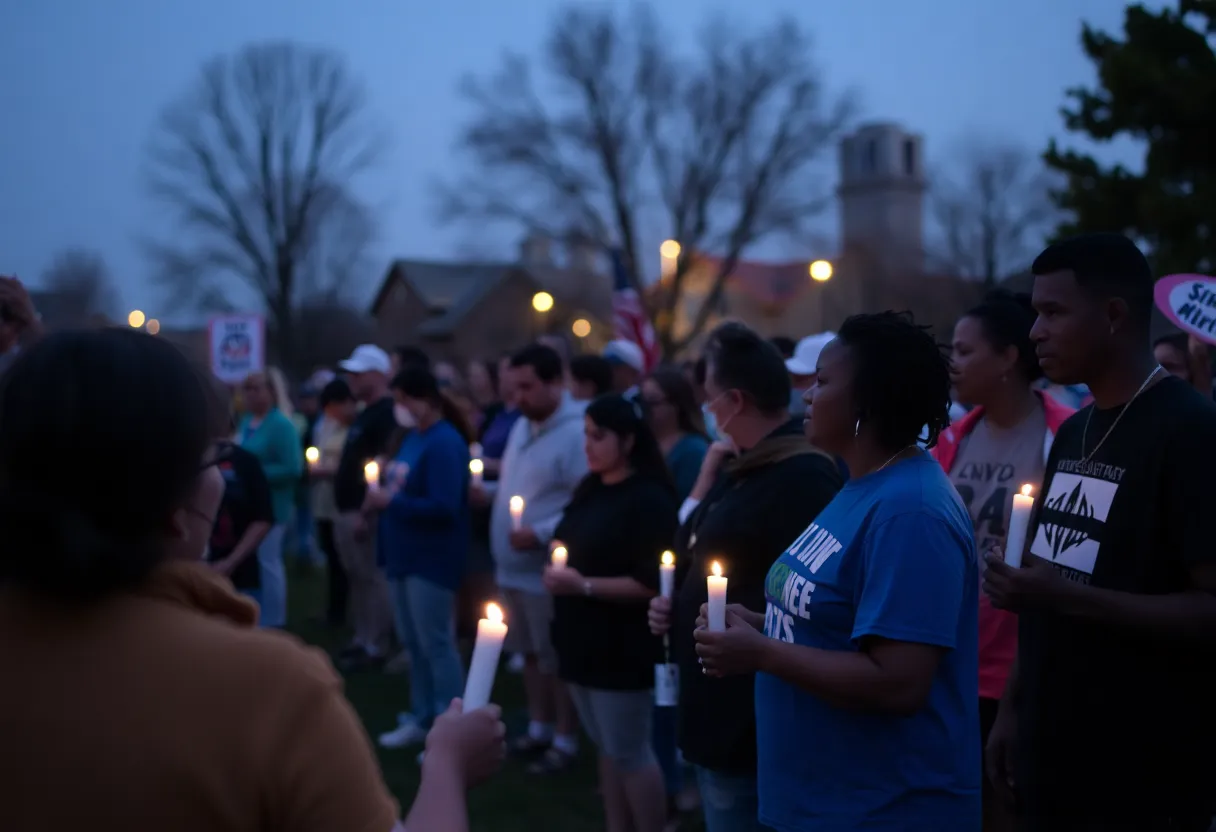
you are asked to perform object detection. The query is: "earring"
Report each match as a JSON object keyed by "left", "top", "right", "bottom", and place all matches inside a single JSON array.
[{"left": 854, "top": 418, "right": 861, "bottom": 438}]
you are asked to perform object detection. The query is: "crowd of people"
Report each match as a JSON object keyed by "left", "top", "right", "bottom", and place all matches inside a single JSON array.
[{"left": 1, "top": 231, "right": 1214, "bottom": 832}]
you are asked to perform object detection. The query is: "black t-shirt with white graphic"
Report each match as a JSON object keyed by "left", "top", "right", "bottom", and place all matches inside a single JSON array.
[{"left": 1017, "top": 376, "right": 1216, "bottom": 827}]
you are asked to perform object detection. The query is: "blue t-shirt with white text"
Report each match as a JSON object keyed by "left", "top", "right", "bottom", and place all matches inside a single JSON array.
[{"left": 755, "top": 453, "right": 980, "bottom": 831}]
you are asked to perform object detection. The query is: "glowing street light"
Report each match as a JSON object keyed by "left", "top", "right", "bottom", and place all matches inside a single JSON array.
[
  {"left": 127, "top": 309, "right": 146, "bottom": 328},
  {"left": 146, "top": 318, "right": 161, "bottom": 335},
  {"left": 532, "top": 291, "right": 554, "bottom": 313},
  {"left": 659, "top": 240, "right": 681, "bottom": 260},
  {"left": 809, "top": 260, "right": 834, "bottom": 282},
  {"left": 571, "top": 318, "right": 591, "bottom": 338}
]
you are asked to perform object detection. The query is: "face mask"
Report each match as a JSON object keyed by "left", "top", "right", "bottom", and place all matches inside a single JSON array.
[
  {"left": 789, "top": 388, "right": 807, "bottom": 417},
  {"left": 394, "top": 403, "right": 416, "bottom": 429},
  {"left": 708, "top": 391, "right": 741, "bottom": 440}
]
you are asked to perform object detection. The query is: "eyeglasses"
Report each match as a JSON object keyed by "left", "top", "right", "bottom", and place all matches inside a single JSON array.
[{"left": 199, "top": 440, "right": 237, "bottom": 472}]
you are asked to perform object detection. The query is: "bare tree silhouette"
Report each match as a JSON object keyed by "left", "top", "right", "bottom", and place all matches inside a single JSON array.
[
  {"left": 438, "top": 6, "right": 853, "bottom": 356},
  {"left": 144, "top": 42, "right": 381, "bottom": 371},
  {"left": 930, "top": 138, "right": 1058, "bottom": 286},
  {"left": 40, "top": 249, "right": 118, "bottom": 327}
]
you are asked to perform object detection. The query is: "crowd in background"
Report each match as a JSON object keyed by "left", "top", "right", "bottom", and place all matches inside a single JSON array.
[{"left": 2, "top": 231, "right": 1215, "bottom": 832}]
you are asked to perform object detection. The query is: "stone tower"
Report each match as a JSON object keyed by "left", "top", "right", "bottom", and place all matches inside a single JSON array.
[{"left": 837, "top": 122, "right": 927, "bottom": 273}]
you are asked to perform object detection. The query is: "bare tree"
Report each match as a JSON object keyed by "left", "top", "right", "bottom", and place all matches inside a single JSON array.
[
  {"left": 40, "top": 249, "right": 118, "bottom": 327},
  {"left": 144, "top": 42, "right": 381, "bottom": 372},
  {"left": 438, "top": 6, "right": 853, "bottom": 356},
  {"left": 930, "top": 138, "right": 1059, "bottom": 285}
]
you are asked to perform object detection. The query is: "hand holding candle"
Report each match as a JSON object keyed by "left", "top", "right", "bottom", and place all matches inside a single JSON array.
[
  {"left": 509, "top": 495, "right": 524, "bottom": 531},
  {"left": 364, "top": 460, "right": 380, "bottom": 493},
  {"left": 305, "top": 446, "right": 320, "bottom": 471},
  {"left": 660, "top": 551, "right": 675, "bottom": 599},
  {"left": 706, "top": 560, "right": 727, "bottom": 632},
  {"left": 1003, "top": 484, "right": 1034, "bottom": 569},
  {"left": 463, "top": 602, "right": 508, "bottom": 711}
]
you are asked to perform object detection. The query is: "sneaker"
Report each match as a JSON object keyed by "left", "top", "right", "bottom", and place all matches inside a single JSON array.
[{"left": 379, "top": 720, "right": 428, "bottom": 749}]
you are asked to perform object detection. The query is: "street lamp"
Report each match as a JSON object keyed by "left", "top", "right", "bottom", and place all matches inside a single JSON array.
[
  {"left": 146, "top": 318, "right": 161, "bottom": 335},
  {"left": 572, "top": 318, "right": 591, "bottom": 338},
  {"left": 809, "top": 260, "right": 833, "bottom": 282},
  {"left": 532, "top": 291, "right": 554, "bottom": 313},
  {"left": 127, "top": 309, "right": 146, "bottom": 328}
]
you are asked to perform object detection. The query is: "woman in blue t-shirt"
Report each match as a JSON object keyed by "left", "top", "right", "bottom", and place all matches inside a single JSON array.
[
  {"left": 694, "top": 311, "right": 981, "bottom": 831},
  {"left": 365, "top": 366, "right": 475, "bottom": 752}
]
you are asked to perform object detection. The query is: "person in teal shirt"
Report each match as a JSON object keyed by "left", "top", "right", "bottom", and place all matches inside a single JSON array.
[{"left": 237, "top": 370, "right": 303, "bottom": 627}]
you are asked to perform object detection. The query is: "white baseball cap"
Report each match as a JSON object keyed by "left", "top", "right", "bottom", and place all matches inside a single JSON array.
[
  {"left": 785, "top": 331, "right": 837, "bottom": 376},
  {"left": 339, "top": 344, "right": 392, "bottom": 375},
  {"left": 603, "top": 339, "right": 646, "bottom": 373}
]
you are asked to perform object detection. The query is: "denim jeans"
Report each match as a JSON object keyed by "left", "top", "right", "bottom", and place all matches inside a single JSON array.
[
  {"left": 389, "top": 576, "right": 465, "bottom": 726},
  {"left": 694, "top": 766, "right": 772, "bottom": 832},
  {"left": 652, "top": 705, "right": 682, "bottom": 795},
  {"left": 256, "top": 524, "right": 287, "bottom": 628}
]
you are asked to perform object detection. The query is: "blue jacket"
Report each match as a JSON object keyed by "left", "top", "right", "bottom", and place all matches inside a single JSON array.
[{"left": 377, "top": 419, "right": 470, "bottom": 589}]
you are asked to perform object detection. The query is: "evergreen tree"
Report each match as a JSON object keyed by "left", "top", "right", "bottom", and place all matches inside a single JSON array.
[{"left": 1045, "top": 0, "right": 1216, "bottom": 275}]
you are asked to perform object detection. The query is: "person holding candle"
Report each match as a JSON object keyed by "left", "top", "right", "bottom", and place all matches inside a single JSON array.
[
  {"left": 692, "top": 311, "right": 979, "bottom": 830},
  {"left": 367, "top": 366, "right": 476, "bottom": 750},
  {"left": 477, "top": 343, "right": 588, "bottom": 772},
  {"left": 236, "top": 369, "right": 304, "bottom": 628},
  {"left": 931, "top": 290, "right": 1074, "bottom": 831},
  {"left": 648, "top": 323, "right": 842, "bottom": 832},
  {"left": 982, "top": 235, "right": 1216, "bottom": 829},
  {"left": 542, "top": 394, "right": 677, "bottom": 832},
  {"left": 332, "top": 344, "right": 399, "bottom": 670},
  {"left": 0, "top": 328, "right": 514, "bottom": 832},
  {"left": 310, "top": 378, "right": 358, "bottom": 627}
]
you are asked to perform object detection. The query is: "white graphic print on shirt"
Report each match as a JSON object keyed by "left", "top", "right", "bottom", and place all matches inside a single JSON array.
[{"left": 1029, "top": 460, "right": 1124, "bottom": 582}]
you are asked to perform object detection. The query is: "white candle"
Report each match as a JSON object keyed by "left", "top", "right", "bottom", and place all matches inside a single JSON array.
[
  {"left": 660, "top": 551, "right": 675, "bottom": 599},
  {"left": 509, "top": 495, "right": 524, "bottom": 531},
  {"left": 470, "top": 442, "right": 483, "bottom": 459},
  {"left": 305, "top": 446, "right": 319, "bottom": 471},
  {"left": 1004, "top": 484, "right": 1035, "bottom": 569},
  {"left": 463, "top": 602, "right": 508, "bottom": 710},
  {"left": 707, "top": 560, "right": 727, "bottom": 632},
  {"left": 551, "top": 545, "right": 568, "bottom": 569},
  {"left": 364, "top": 460, "right": 380, "bottom": 493},
  {"left": 469, "top": 457, "right": 484, "bottom": 488}
]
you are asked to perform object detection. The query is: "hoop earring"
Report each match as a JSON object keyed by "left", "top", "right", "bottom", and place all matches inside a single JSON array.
[{"left": 854, "top": 418, "right": 861, "bottom": 438}]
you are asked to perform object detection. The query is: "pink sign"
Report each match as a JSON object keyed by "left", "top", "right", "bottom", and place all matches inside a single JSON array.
[{"left": 1154, "top": 274, "right": 1216, "bottom": 346}]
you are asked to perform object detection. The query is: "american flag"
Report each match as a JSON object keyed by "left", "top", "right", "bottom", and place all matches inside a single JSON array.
[{"left": 610, "top": 249, "right": 661, "bottom": 370}]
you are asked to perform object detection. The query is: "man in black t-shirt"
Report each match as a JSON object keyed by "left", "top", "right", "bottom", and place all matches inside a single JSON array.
[
  {"left": 332, "top": 344, "right": 399, "bottom": 668},
  {"left": 208, "top": 444, "right": 274, "bottom": 606},
  {"left": 983, "top": 234, "right": 1216, "bottom": 830}
]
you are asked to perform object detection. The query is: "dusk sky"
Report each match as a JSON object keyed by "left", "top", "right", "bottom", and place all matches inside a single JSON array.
[{"left": 1, "top": 0, "right": 1145, "bottom": 320}]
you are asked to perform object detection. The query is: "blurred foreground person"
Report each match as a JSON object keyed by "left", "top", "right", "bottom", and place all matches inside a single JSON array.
[{"left": 0, "top": 328, "right": 504, "bottom": 832}]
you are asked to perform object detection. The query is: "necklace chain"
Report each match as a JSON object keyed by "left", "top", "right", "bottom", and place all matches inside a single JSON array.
[
  {"left": 1080, "top": 365, "right": 1164, "bottom": 464},
  {"left": 869, "top": 444, "right": 917, "bottom": 477}
]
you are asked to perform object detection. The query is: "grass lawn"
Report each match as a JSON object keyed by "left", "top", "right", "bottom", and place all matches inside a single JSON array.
[{"left": 287, "top": 567, "right": 617, "bottom": 831}]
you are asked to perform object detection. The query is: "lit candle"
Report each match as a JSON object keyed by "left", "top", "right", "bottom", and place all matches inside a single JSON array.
[
  {"left": 364, "top": 460, "right": 380, "bottom": 493},
  {"left": 707, "top": 560, "right": 727, "bottom": 632},
  {"left": 509, "top": 495, "right": 524, "bottom": 531},
  {"left": 469, "top": 457, "right": 484, "bottom": 488},
  {"left": 305, "top": 446, "right": 320, "bottom": 471},
  {"left": 462, "top": 602, "right": 508, "bottom": 710},
  {"left": 660, "top": 551, "right": 675, "bottom": 598},
  {"left": 551, "top": 544, "right": 568, "bottom": 569},
  {"left": 1004, "top": 484, "right": 1035, "bottom": 569}
]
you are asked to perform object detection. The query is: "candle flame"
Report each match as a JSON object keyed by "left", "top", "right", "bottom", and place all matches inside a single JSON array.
[
  {"left": 552, "top": 545, "right": 567, "bottom": 558},
  {"left": 305, "top": 446, "right": 319, "bottom": 464},
  {"left": 469, "top": 458, "right": 484, "bottom": 474},
  {"left": 509, "top": 495, "right": 524, "bottom": 512},
  {"left": 364, "top": 460, "right": 379, "bottom": 482},
  {"left": 485, "top": 602, "right": 504, "bottom": 623},
  {"left": 1020, "top": 483, "right": 1033, "bottom": 498},
  {"left": 711, "top": 560, "right": 723, "bottom": 578},
  {"left": 661, "top": 551, "right": 674, "bottom": 566}
]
